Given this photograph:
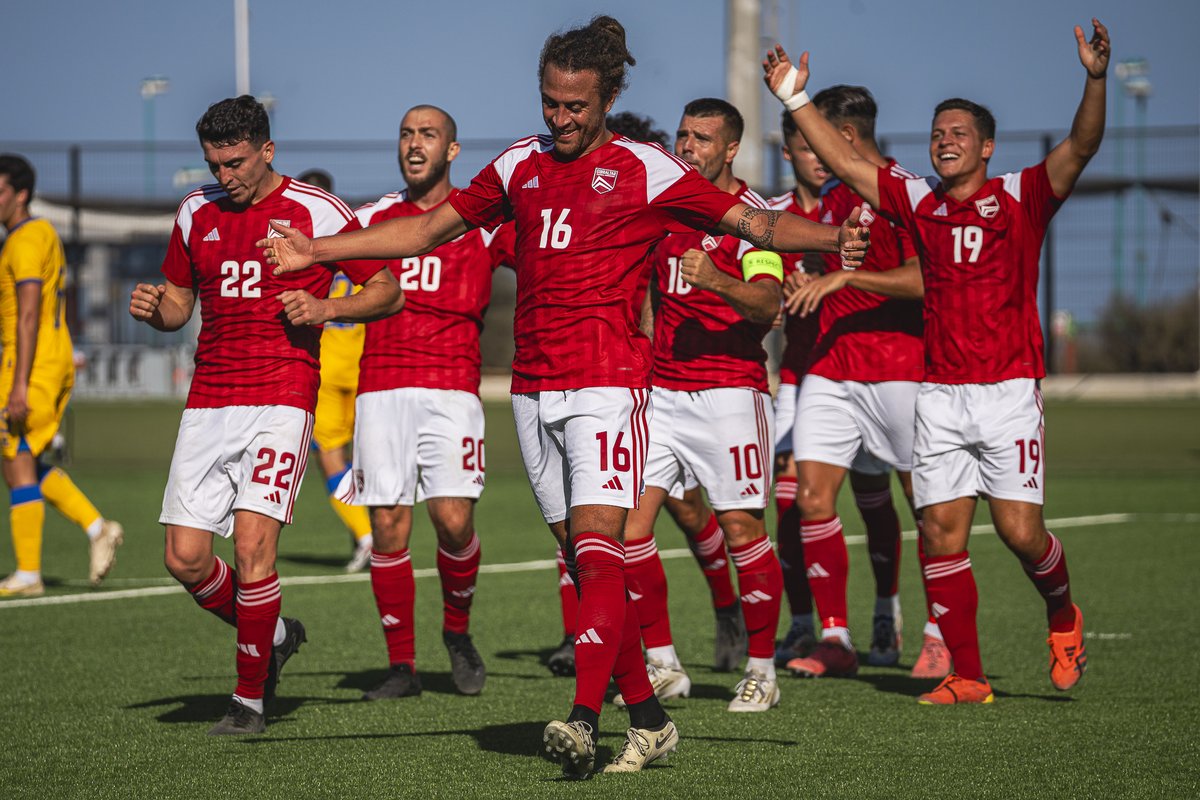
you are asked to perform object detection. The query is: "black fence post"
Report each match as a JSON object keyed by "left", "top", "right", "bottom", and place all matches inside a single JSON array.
[{"left": 69, "top": 145, "right": 82, "bottom": 253}]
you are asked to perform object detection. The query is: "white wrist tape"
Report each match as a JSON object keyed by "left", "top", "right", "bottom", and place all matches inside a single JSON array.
[{"left": 772, "top": 66, "right": 810, "bottom": 111}]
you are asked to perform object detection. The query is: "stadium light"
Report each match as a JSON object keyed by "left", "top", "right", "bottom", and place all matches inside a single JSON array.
[{"left": 141, "top": 76, "right": 170, "bottom": 200}]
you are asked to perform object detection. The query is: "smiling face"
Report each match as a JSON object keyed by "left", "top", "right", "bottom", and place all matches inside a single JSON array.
[
  {"left": 398, "top": 107, "right": 459, "bottom": 193},
  {"left": 540, "top": 63, "right": 613, "bottom": 160},
  {"left": 929, "top": 108, "right": 994, "bottom": 185},
  {"left": 202, "top": 138, "right": 276, "bottom": 207},
  {"left": 674, "top": 114, "right": 738, "bottom": 185}
]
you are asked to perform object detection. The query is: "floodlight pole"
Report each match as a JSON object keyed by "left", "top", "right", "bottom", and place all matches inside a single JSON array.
[
  {"left": 235, "top": 0, "right": 250, "bottom": 96},
  {"left": 141, "top": 77, "right": 170, "bottom": 200},
  {"left": 727, "top": 0, "right": 763, "bottom": 187}
]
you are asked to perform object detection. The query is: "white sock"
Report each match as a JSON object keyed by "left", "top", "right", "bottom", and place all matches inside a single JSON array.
[
  {"left": 924, "top": 620, "right": 944, "bottom": 640},
  {"left": 822, "top": 626, "right": 852, "bottom": 650},
  {"left": 357, "top": 533, "right": 373, "bottom": 551},
  {"left": 273, "top": 617, "right": 286, "bottom": 647},
  {"left": 746, "top": 656, "right": 776, "bottom": 680},
  {"left": 86, "top": 518, "right": 104, "bottom": 539},
  {"left": 232, "top": 694, "right": 264, "bottom": 714},
  {"left": 645, "top": 645, "right": 680, "bottom": 669},
  {"left": 13, "top": 569, "right": 41, "bottom": 583},
  {"left": 875, "top": 593, "right": 900, "bottom": 618}
]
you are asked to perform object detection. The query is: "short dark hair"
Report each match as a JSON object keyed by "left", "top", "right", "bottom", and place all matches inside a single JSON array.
[
  {"left": 539, "top": 15, "right": 636, "bottom": 104},
  {"left": 934, "top": 98, "right": 996, "bottom": 140},
  {"left": 606, "top": 111, "right": 669, "bottom": 147},
  {"left": 404, "top": 104, "right": 458, "bottom": 143},
  {"left": 297, "top": 169, "right": 334, "bottom": 192},
  {"left": 812, "top": 85, "right": 877, "bottom": 140},
  {"left": 682, "top": 97, "right": 744, "bottom": 143},
  {"left": 196, "top": 95, "right": 271, "bottom": 148},
  {"left": 0, "top": 153, "right": 35, "bottom": 202}
]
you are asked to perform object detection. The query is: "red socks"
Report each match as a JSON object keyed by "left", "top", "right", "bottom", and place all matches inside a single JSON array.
[
  {"left": 571, "top": 532, "right": 628, "bottom": 715},
  {"left": 775, "top": 477, "right": 812, "bottom": 617},
  {"left": 437, "top": 533, "right": 481, "bottom": 634},
  {"left": 234, "top": 573, "right": 281, "bottom": 701},
  {"left": 189, "top": 556, "right": 237, "bottom": 626},
  {"left": 556, "top": 547, "right": 579, "bottom": 637},
  {"left": 687, "top": 513, "right": 738, "bottom": 609},
  {"left": 624, "top": 536, "right": 673, "bottom": 649},
  {"left": 371, "top": 548, "right": 416, "bottom": 668},
  {"left": 611, "top": 592, "right": 655, "bottom": 707},
  {"left": 922, "top": 552, "right": 983, "bottom": 680},
  {"left": 1022, "top": 532, "right": 1076, "bottom": 632},
  {"left": 729, "top": 535, "right": 784, "bottom": 659},
  {"left": 800, "top": 516, "right": 849, "bottom": 630},
  {"left": 855, "top": 487, "right": 902, "bottom": 598}
]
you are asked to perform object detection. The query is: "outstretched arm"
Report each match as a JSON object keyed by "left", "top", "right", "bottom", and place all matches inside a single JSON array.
[
  {"left": 786, "top": 256, "right": 923, "bottom": 317},
  {"left": 278, "top": 268, "right": 404, "bottom": 327},
  {"left": 260, "top": 202, "right": 470, "bottom": 276},
  {"left": 1045, "top": 19, "right": 1110, "bottom": 197},
  {"left": 762, "top": 46, "right": 881, "bottom": 208},
  {"left": 717, "top": 203, "right": 870, "bottom": 268}
]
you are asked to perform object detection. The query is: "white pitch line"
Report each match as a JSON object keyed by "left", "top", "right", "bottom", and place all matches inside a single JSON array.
[{"left": 0, "top": 511, "right": 1154, "bottom": 611}]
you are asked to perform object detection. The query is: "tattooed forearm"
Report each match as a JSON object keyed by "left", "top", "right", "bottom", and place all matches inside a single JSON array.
[{"left": 736, "top": 208, "right": 779, "bottom": 250}]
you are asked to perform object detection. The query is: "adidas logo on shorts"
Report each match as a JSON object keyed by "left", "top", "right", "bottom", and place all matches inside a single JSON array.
[
  {"left": 1024, "top": 476, "right": 1039, "bottom": 489},
  {"left": 739, "top": 484, "right": 761, "bottom": 498},
  {"left": 601, "top": 475, "right": 624, "bottom": 491}
]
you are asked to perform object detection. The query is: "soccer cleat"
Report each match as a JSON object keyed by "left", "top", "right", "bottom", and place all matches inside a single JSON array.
[
  {"left": 910, "top": 634, "right": 953, "bottom": 680},
  {"left": 787, "top": 640, "right": 859, "bottom": 678},
  {"left": 443, "top": 630, "right": 486, "bottom": 696},
  {"left": 602, "top": 719, "right": 679, "bottom": 773},
  {"left": 264, "top": 617, "right": 307, "bottom": 703},
  {"left": 547, "top": 634, "right": 576, "bottom": 677},
  {"left": 1047, "top": 604, "right": 1087, "bottom": 691},
  {"left": 713, "top": 602, "right": 748, "bottom": 671},
  {"left": 917, "top": 674, "right": 994, "bottom": 705},
  {"left": 363, "top": 663, "right": 422, "bottom": 700},
  {"left": 613, "top": 659, "right": 691, "bottom": 708},
  {"left": 867, "top": 613, "right": 902, "bottom": 667},
  {"left": 345, "top": 540, "right": 371, "bottom": 573},
  {"left": 0, "top": 573, "right": 44, "bottom": 598},
  {"left": 727, "top": 668, "right": 781, "bottom": 712},
  {"left": 542, "top": 719, "right": 596, "bottom": 780},
  {"left": 774, "top": 618, "right": 818, "bottom": 666},
  {"left": 88, "top": 520, "right": 124, "bottom": 587},
  {"left": 207, "top": 700, "right": 266, "bottom": 735}
]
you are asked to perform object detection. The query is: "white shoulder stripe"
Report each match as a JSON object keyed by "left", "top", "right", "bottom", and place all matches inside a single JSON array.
[
  {"left": 355, "top": 190, "right": 408, "bottom": 226},
  {"left": 766, "top": 192, "right": 794, "bottom": 211},
  {"left": 1002, "top": 171, "right": 1022, "bottom": 201},
  {"left": 283, "top": 185, "right": 354, "bottom": 237},
  {"left": 175, "top": 184, "right": 225, "bottom": 244},
  {"left": 738, "top": 186, "right": 769, "bottom": 210},
  {"left": 905, "top": 177, "right": 938, "bottom": 212},
  {"left": 610, "top": 139, "right": 687, "bottom": 202},
  {"left": 494, "top": 135, "right": 552, "bottom": 194},
  {"left": 287, "top": 182, "right": 354, "bottom": 222}
]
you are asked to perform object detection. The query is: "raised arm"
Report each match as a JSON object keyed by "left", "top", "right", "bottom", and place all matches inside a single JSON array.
[
  {"left": 1045, "top": 19, "right": 1110, "bottom": 197},
  {"left": 717, "top": 202, "right": 869, "bottom": 268},
  {"left": 762, "top": 46, "right": 881, "bottom": 208},
  {"left": 261, "top": 202, "right": 470, "bottom": 276},
  {"left": 128, "top": 280, "right": 196, "bottom": 332}
]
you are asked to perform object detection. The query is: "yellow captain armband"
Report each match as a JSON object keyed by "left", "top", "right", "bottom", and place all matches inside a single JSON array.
[{"left": 741, "top": 251, "right": 784, "bottom": 283}]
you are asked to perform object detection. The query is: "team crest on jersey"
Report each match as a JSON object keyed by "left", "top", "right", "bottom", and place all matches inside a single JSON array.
[
  {"left": 974, "top": 195, "right": 999, "bottom": 219},
  {"left": 701, "top": 234, "right": 723, "bottom": 251},
  {"left": 591, "top": 167, "right": 619, "bottom": 194},
  {"left": 859, "top": 205, "right": 876, "bottom": 226},
  {"left": 267, "top": 219, "right": 291, "bottom": 238}
]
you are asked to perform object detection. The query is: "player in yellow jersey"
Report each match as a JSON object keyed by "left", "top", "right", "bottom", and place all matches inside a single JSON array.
[
  {"left": 297, "top": 169, "right": 374, "bottom": 571},
  {"left": 0, "top": 154, "right": 123, "bottom": 596}
]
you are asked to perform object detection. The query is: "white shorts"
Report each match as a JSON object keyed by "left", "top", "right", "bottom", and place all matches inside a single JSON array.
[
  {"left": 512, "top": 388, "right": 651, "bottom": 524},
  {"left": 666, "top": 465, "right": 700, "bottom": 500},
  {"left": 644, "top": 387, "right": 773, "bottom": 511},
  {"left": 160, "top": 405, "right": 314, "bottom": 537},
  {"left": 773, "top": 381, "right": 799, "bottom": 455},
  {"left": 912, "top": 379, "right": 1045, "bottom": 509},
  {"left": 350, "top": 388, "right": 486, "bottom": 506},
  {"left": 794, "top": 375, "right": 918, "bottom": 473}
]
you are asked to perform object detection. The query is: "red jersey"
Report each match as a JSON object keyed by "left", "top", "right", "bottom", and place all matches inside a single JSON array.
[
  {"left": 354, "top": 189, "right": 515, "bottom": 395},
  {"left": 448, "top": 134, "right": 741, "bottom": 393},
  {"left": 811, "top": 173, "right": 923, "bottom": 382},
  {"left": 767, "top": 191, "right": 822, "bottom": 385},
  {"left": 650, "top": 181, "right": 778, "bottom": 393},
  {"left": 161, "top": 177, "right": 380, "bottom": 411},
  {"left": 876, "top": 161, "right": 1062, "bottom": 384}
]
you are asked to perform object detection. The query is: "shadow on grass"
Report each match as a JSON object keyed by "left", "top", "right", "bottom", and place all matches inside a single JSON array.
[
  {"left": 493, "top": 645, "right": 564, "bottom": 667},
  {"left": 125, "top": 693, "right": 322, "bottom": 724},
  {"left": 275, "top": 553, "right": 355, "bottom": 569}
]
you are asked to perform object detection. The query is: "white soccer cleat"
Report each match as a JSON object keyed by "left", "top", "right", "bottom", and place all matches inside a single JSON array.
[
  {"left": 727, "top": 669, "right": 781, "bottom": 712},
  {"left": 613, "top": 659, "right": 691, "bottom": 708},
  {"left": 88, "top": 520, "right": 124, "bottom": 587},
  {"left": 0, "top": 573, "right": 45, "bottom": 598},
  {"left": 345, "top": 540, "right": 372, "bottom": 573},
  {"left": 602, "top": 719, "right": 679, "bottom": 774},
  {"left": 542, "top": 719, "right": 596, "bottom": 780}
]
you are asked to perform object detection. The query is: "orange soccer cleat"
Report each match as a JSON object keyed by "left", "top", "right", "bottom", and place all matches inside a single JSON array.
[
  {"left": 1047, "top": 604, "right": 1087, "bottom": 691},
  {"left": 910, "top": 633, "right": 952, "bottom": 680},
  {"left": 917, "top": 674, "right": 994, "bottom": 705}
]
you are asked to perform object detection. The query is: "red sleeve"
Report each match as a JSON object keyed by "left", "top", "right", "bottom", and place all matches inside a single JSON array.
[
  {"left": 652, "top": 168, "right": 742, "bottom": 232},
  {"left": 330, "top": 216, "right": 386, "bottom": 285},
  {"left": 874, "top": 165, "right": 918, "bottom": 233},
  {"left": 487, "top": 222, "right": 517, "bottom": 271},
  {"left": 160, "top": 222, "right": 194, "bottom": 287},
  {"left": 894, "top": 222, "right": 917, "bottom": 261},
  {"left": 448, "top": 163, "right": 511, "bottom": 231},
  {"left": 1021, "top": 161, "right": 1066, "bottom": 230}
]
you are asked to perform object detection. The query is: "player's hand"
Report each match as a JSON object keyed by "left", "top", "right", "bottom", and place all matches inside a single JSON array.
[
  {"left": 278, "top": 290, "right": 330, "bottom": 326},
  {"left": 1075, "top": 18, "right": 1110, "bottom": 79},
  {"left": 838, "top": 206, "right": 870, "bottom": 269},
  {"left": 4, "top": 385, "right": 30, "bottom": 433},
  {"left": 679, "top": 248, "right": 724, "bottom": 291},
  {"left": 258, "top": 222, "right": 317, "bottom": 276},
  {"left": 129, "top": 283, "right": 165, "bottom": 321},
  {"left": 762, "top": 45, "right": 809, "bottom": 106},
  {"left": 787, "top": 270, "right": 851, "bottom": 318}
]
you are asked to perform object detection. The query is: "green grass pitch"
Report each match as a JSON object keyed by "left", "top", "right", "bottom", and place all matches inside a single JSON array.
[{"left": 0, "top": 399, "right": 1197, "bottom": 798}]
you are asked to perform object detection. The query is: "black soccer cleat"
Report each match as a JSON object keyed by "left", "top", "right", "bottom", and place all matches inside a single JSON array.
[
  {"left": 207, "top": 700, "right": 266, "bottom": 736},
  {"left": 713, "top": 602, "right": 748, "bottom": 672},
  {"left": 363, "top": 663, "right": 423, "bottom": 701},
  {"left": 264, "top": 617, "right": 307, "bottom": 703},
  {"left": 547, "top": 635, "right": 576, "bottom": 677},
  {"left": 443, "top": 631, "right": 487, "bottom": 696}
]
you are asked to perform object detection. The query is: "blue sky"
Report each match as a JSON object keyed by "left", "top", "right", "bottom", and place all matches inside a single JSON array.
[{"left": 3, "top": 0, "right": 1197, "bottom": 146}]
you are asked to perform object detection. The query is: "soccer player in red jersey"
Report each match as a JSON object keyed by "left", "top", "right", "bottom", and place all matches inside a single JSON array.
[
  {"left": 615, "top": 97, "right": 785, "bottom": 713},
  {"left": 262, "top": 16, "right": 867, "bottom": 775},
  {"left": 344, "top": 105, "right": 514, "bottom": 700},
  {"left": 765, "top": 18, "right": 1109, "bottom": 703},
  {"left": 128, "top": 97, "right": 403, "bottom": 735}
]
